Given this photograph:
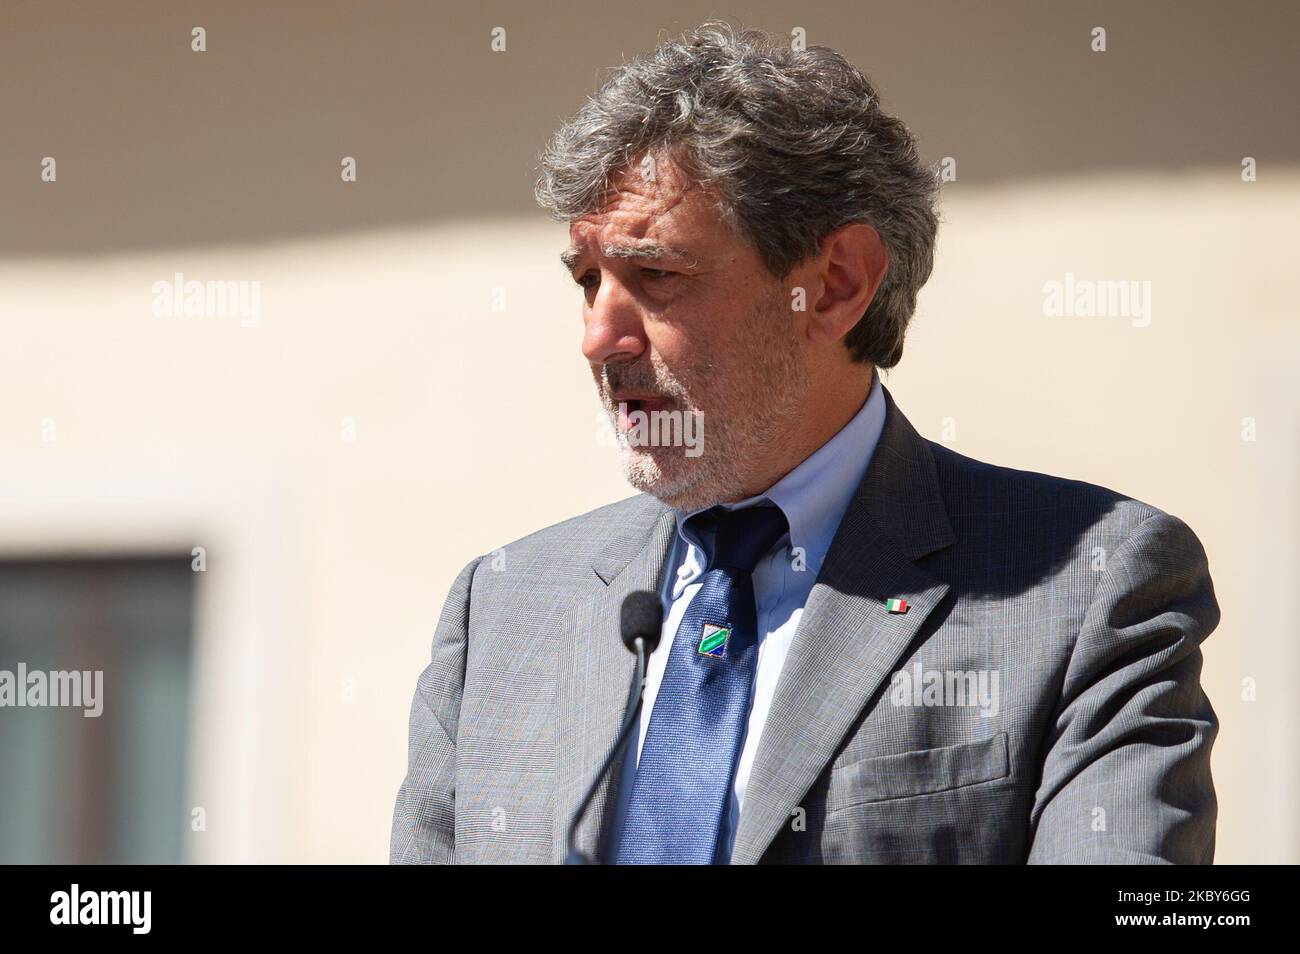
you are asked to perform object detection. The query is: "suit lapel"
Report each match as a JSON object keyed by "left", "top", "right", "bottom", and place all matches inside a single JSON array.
[
  {"left": 553, "top": 498, "right": 676, "bottom": 863},
  {"left": 730, "top": 385, "right": 956, "bottom": 864}
]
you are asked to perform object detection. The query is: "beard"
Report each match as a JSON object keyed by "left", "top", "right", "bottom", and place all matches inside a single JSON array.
[{"left": 594, "top": 284, "right": 808, "bottom": 512}]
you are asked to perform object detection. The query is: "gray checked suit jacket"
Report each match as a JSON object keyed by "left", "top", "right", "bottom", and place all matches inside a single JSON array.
[{"left": 391, "top": 384, "right": 1220, "bottom": 864}]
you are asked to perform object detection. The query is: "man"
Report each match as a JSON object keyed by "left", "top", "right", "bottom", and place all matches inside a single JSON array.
[{"left": 391, "top": 23, "right": 1219, "bottom": 864}]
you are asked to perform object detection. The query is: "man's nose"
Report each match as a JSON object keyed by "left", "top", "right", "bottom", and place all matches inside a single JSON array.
[{"left": 581, "top": 276, "right": 647, "bottom": 366}]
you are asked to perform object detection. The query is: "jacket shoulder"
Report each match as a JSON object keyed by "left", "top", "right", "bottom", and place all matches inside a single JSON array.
[
  {"left": 925, "top": 440, "right": 1182, "bottom": 544},
  {"left": 920, "top": 441, "right": 1216, "bottom": 630},
  {"left": 493, "top": 493, "right": 667, "bottom": 553},
  {"left": 460, "top": 493, "right": 668, "bottom": 586}
]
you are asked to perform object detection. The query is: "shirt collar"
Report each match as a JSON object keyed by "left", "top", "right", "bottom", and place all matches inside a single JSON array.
[{"left": 674, "top": 369, "right": 887, "bottom": 578}]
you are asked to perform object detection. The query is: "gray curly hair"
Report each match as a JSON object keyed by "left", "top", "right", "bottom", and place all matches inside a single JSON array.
[{"left": 534, "top": 21, "right": 939, "bottom": 369}]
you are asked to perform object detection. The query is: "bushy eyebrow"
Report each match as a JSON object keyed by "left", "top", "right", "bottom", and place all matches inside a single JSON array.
[{"left": 560, "top": 241, "right": 698, "bottom": 274}]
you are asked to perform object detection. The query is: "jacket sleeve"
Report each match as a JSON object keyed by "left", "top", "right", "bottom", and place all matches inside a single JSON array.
[
  {"left": 390, "top": 556, "right": 482, "bottom": 864},
  {"left": 1027, "top": 511, "right": 1221, "bottom": 864}
]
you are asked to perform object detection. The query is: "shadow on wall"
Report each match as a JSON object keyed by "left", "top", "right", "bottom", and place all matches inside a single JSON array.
[{"left": 2, "top": 0, "right": 1298, "bottom": 256}]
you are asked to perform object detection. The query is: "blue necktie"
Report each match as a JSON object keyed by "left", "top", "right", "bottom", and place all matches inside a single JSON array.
[{"left": 616, "top": 502, "right": 790, "bottom": 864}]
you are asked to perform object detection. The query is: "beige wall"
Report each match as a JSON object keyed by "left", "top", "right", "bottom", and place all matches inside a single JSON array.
[
  {"left": 2, "top": 1, "right": 1297, "bottom": 863},
  {"left": 3, "top": 170, "right": 1297, "bottom": 861}
]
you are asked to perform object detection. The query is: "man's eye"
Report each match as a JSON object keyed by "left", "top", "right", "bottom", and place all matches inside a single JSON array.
[{"left": 574, "top": 268, "right": 673, "bottom": 289}]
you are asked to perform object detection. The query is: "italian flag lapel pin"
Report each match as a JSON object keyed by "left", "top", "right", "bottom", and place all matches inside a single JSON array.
[{"left": 885, "top": 597, "right": 909, "bottom": 614}]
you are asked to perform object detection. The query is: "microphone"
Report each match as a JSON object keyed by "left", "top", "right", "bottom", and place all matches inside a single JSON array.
[
  {"left": 619, "top": 589, "right": 664, "bottom": 657},
  {"left": 563, "top": 590, "right": 663, "bottom": 864}
]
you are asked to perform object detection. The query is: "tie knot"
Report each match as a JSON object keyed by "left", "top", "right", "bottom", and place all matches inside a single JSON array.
[{"left": 687, "top": 503, "right": 789, "bottom": 574}]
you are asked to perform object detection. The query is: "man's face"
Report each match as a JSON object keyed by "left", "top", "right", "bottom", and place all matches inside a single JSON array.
[{"left": 563, "top": 152, "right": 808, "bottom": 511}]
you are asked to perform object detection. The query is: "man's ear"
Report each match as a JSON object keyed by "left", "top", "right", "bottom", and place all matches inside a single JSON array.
[{"left": 804, "top": 223, "right": 889, "bottom": 345}]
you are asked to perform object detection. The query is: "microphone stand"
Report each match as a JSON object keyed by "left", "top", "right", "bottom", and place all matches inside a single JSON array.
[{"left": 563, "top": 636, "right": 649, "bottom": 865}]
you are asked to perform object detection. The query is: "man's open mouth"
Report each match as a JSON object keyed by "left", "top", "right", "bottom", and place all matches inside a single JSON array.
[{"left": 615, "top": 394, "right": 675, "bottom": 432}]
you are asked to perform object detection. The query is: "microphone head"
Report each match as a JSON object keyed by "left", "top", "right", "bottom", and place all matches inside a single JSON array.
[{"left": 619, "top": 590, "right": 663, "bottom": 656}]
